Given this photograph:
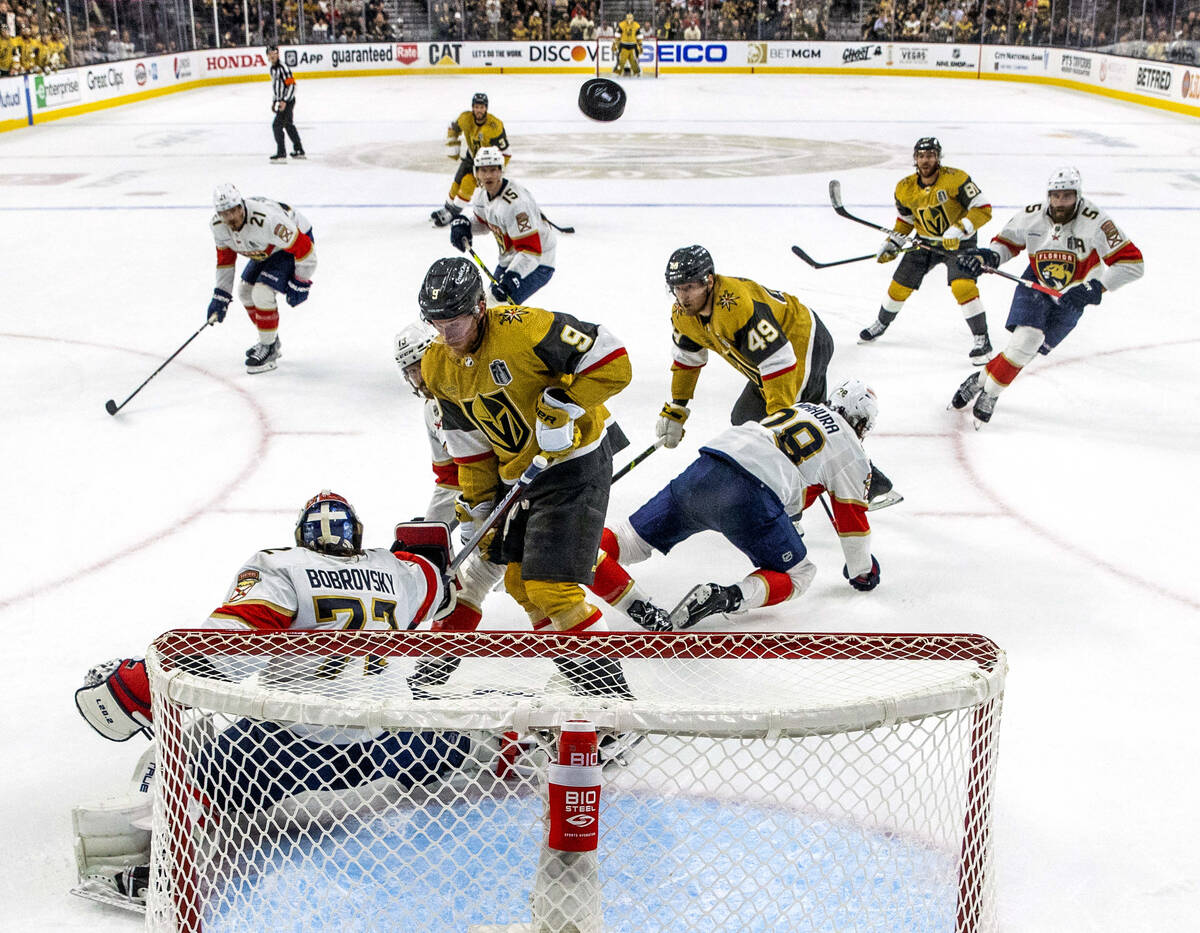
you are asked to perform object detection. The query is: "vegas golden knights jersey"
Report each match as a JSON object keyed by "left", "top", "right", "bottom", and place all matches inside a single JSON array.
[
  {"left": 669, "top": 275, "right": 827, "bottom": 414},
  {"left": 893, "top": 166, "right": 991, "bottom": 241},
  {"left": 450, "top": 112, "right": 510, "bottom": 160},
  {"left": 421, "top": 305, "right": 631, "bottom": 505}
]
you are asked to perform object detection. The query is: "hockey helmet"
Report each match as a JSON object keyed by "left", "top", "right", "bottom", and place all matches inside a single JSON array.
[
  {"left": 472, "top": 92, "right": 488, "bottom": 108},
  {"left": 1047, "top": 165, "right": 1082, "bottom": 194},
  {"left": 419, "top": 257, "right": 485, "bottom": 321},
  {"left": 473, "top": 146, "right": 505, "bottom": 170},
  {"left": 213, "top": 183, "right": 244, "bottom": 214},
  {"left": 827, "top": 378, "right": 879, "bottom": 439},
  {"left": 665, "top": 245, "right": 715, "bottom": 286},
  {"left": 295, "top": 490, "right": 363, "bottom": 555},
  {"left": 913, "top": 136, "right": 942, "bottom": 158},
  {"left": 395, "top": 320, "right": 437, "bottom": 395}
]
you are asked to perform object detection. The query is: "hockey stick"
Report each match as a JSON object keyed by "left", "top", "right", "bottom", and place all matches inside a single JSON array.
[
  {"left": 611, "top": 438, "right": 664, "bottom": 484},
  {"left": 105, "top": 318, "right": 215, "bottom": 416},
  {"left": 792, "top": 245, "right": 878, "bottom": 269},
  {"left": 467, "top": 246, "right": 515, "bottom": 304},
  {"left": 447, "top": 455, "right": 547, "bottom": 577},
  {"left": 828, "top": 180, "right": 1064, "bottom": 299},
  {"left": 540, "top": 212, "right": 575, "bottom": 234}
]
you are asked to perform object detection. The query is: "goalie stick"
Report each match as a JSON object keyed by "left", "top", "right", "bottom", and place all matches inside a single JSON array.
[
  {"left": 104, "top": 319, "right": 215, "bottom": 416},
  {"left": 827, "top": 179, "right": 1064, "bottom": 299}
]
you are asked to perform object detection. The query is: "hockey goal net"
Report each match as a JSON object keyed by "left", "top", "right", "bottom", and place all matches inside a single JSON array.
[
  {"left": 147, "top": 630, "right": 1005, "bottom": 932},
  {"left": 595, "top": 34, "right": 659, "bottom": 78}
]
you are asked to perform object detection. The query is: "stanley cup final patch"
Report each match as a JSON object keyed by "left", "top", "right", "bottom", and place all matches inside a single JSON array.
[{"left": 490, "top": 359, "right": 513, "bottom": 386}]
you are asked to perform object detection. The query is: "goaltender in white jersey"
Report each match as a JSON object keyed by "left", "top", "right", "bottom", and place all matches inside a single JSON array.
[
  {"left": 209, "top": 184, "right": 318, "bottom": 373},
  {"left": 448, "top": 146, "right": 557, "bottom": 305}
]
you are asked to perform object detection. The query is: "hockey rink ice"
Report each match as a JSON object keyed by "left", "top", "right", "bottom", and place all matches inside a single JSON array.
[{"left": 1, "top": 71, "right": 1197, "bottom": 930}]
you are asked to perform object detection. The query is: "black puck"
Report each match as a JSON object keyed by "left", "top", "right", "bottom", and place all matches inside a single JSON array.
[{"left": 578, "top": 78, "right": 627, "bottom": 122}]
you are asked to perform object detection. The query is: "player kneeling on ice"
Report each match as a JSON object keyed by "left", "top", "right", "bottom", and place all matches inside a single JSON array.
[
  {"left": 208, "top": 183, "right": 318, "bottom": 374},
  {"left": 448, "top": 146, "right": 556, "bottom": 305},
  {"left": 70, "top": 492, "right": 468, "bottom": 911},
  {"left": 604, "top": 380, "right": 883, "bottom": 630},
  {"left": 950, "top": 166, "right": 1144, "bottom": 427}
]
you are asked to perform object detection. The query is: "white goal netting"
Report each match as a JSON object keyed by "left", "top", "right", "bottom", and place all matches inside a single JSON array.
[{"left": 147, "top": 630, "right": 1005, "bottom": 933}]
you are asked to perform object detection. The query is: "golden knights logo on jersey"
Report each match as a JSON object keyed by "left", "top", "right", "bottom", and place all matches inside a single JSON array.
[
  {"left": 1034, "top": 250, "right": 1077, "bottom": 289},
  {"left": 465, "top": 389, "right": 531, "bottom": 454}
]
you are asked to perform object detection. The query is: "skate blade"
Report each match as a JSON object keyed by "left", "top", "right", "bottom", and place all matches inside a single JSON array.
[{"left": 70, "top": 881, "right": 146, "bottom": 914}]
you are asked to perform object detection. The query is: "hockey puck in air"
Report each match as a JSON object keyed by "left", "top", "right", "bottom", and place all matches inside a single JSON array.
[{"left": 578, "top": 78, "right": 626, "bottom": 122}]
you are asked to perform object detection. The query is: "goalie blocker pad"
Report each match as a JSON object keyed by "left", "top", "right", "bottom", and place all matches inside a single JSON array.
[{"left": 392, "top": 521, "right": 456, "bottom": 621}]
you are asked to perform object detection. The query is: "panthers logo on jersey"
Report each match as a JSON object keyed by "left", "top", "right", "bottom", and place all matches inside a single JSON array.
[{"left": 1034, "top": 250, "right": 1078, "bottom": 289}]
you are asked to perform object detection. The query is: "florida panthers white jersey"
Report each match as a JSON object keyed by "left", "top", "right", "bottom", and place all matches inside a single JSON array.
[
  {"left": 467, "top": 179, "right": 556, "bottom": 277},
  {"left": 423, "top": 397, "right": 459, "bottom": 525},
  {"left": 205, "top": 545, "right": 443, "bottom": 633},
  {"left": 212, "top": 195, "right": 318, "bottom": 293},
  {"left": 990, "top": 197, "right": 1144, "bottom": 293},
  {"left": 701, "top": 403, "right": 873, "bottom": 576}
]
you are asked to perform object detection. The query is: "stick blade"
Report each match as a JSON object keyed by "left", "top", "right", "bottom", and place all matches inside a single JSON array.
[
  {"left": 104, "top": 399, "right": 119, "bottom": 416},
  {"left": 828, "top": 179, "right": 843, "bottom": 209},
  {"left": 791, "top": 245, "right": 820, "bottom": 267}
]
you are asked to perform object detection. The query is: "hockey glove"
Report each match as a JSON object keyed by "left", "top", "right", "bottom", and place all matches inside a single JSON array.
[
  {"left": 449, "top": 215, "right": 473, "bottom": 253},
  {"left": 75, "top": 658, "right": 153, "bottom": 741},
  {"left": 535, "top": 387, "right": 585, "bottom": 456},
  {"left": 655, "top": 402, "right": 690, "bottom": 449},
  {"left": 843, "top": 556, "right": 881, "bottom": 592},
  {"left": 1057, "top": 280, "right": 1104, "bottom": 313},
  {"left": 454, "top": 497, "right": 495, "bottom": 550},
  {"left": 957, "top": 248, "right": 1000, "bottom": 278},
  {"left": 876, "top": 232, "right": 905, "bottom": 264},
  {"left": 285, "top": 277, "right": 311, "bottom": 306},
  {"left": 940, "top": 218, "right": 974, "bottom": 251},
  {"left": 491, "top": 269, "right": 522, "bottom": 303},
  {"left": 207, "top": 288, "right": 232, "bottom": 324}
]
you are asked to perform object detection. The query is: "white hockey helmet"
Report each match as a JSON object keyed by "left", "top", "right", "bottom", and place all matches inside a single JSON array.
[
  {"left": 1047, "top": 166, "right": 1082, "bottom": 195},
  {"left": 473, "top": 146, "right": 505, "bottom": 171},
  {"left": 395, "top": 320, "right": 437, "bottom": 396},
  {"left": 827, "top": 378, "right": 879, "bottom": 439},
  {"left": 213, "top": 183, "right": 244, "bottom": 213}
]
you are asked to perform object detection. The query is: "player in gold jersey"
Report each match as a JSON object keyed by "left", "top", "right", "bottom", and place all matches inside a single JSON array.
[
  {"left": 860, "top": 137, "right": 994, "bottom": 364},
  {"left": 612, "top": 13, "right": 643, "bottom": 77},
  {"left": 431, "top": 92, "right": 511, "bottom": 227},
  {"left": 417, "top": 258, "right": 640, "bottom": 679},
  {"left": 654, "top": 245, "right": 834, "bottom": 449}
]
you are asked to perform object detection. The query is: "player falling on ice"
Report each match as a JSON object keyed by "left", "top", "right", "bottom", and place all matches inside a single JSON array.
[
  {"left": 604, "top": 379, "right": 883, "bottom": 630},
  {"left": 208, "top": 183, "right": 317, "bottom": 373},
  {"left": 950, "top": 166, "right": 1144, "bottom": 426}
]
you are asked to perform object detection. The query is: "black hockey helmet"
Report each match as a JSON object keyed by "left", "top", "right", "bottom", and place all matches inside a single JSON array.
[
  {"left": 419, "top": 257, "right": 485, "bottom": 321},
  {"left": 472, "top": 92, "right": 488, "bottom": 108},
  {"left": 913, "top": 136, "right": 942, "bottom": 158},
  {"left": 665, "top": 245, "right": 715, "bottom": 286}
]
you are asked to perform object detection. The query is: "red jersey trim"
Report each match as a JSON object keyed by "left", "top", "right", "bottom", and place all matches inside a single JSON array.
[
  {"left": 216, "top": 247, "right": 237, "bottom": 267},
  {"left": 578, "top": 347, "right": 629, "bottom": 376},
  {"left": 454, "top": 450, "right": 497, "bottom": 466},
  {"left": 510, "top": 231, "right": 543, "bottom": 255},
  {"left": 286, "top": 230, "right": 314, "bottom": 261},
  {"left": 393, "top": 551, "right": 440, "bottom": 624},
  {"left": 994, "top": 235, "right": 1024, "bottom": 254},
  {"left": 432, "top": 460, "right": 460, "bottom": 487},
  {"left": 209, "top": 602, "right": 294, "bottom": 631},
  {"left": 762, "top": 362, "right": 797, "bottom": 382}
]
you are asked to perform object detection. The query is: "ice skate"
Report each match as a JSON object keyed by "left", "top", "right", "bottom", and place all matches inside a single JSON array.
[
  {"left": 972, "top": 391, "right": 997, "bottom": 428},
  {"left": 669, "top": 582, "right": 743, "bottom": 630},
  {"left": 626, "top": 598, "right": 673, "bottom": 632},
  {"left": 969, "top": 334, "right": 993, "bottom": 365},
  {"left": 290, "top": 150, "right": 306, "bottom": 160},
  {"left": 949, "top": 371, "right": 982, "bottom": 410},
  {"left": 245, "top": 338, "right": 282, "bottom": 374},
  {"left": 858, "top": 319, "right": 888, "bottom": 343},
  {"left": 269, "top": 153, "right": 287, "bottom": 163},
  {"left": 71, "top": 863, "right": 149, "bottom": 912}
]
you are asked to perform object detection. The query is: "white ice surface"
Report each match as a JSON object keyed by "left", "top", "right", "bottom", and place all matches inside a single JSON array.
[{"left": 1, "top": 73, "right": 1197, "bottom": 931}]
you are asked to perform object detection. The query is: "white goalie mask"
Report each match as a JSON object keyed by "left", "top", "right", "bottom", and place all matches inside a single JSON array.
[{"left": 828, "top": 378, "right": 879, "bottom": 439}]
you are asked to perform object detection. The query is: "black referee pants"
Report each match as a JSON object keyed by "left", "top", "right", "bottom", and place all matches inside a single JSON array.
[{"left": 272, "top": 100, "right": 304, "bottom": 156}]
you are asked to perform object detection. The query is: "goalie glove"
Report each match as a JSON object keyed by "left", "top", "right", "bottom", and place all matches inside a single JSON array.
[
  {"left": 75, "top": 659, "right": 153, "bottom": 742},
  {"left": 940, "top": 217, "right": 975, "bottom": 251},
  {"left": 876, "top": 232, "right": 905, "bottom": 264},
  {"left": 535, "top": 388, "right": 585, "bottom": 456},
  {"left": 655, "top": 402, "right": 689, "bottom": 449}
]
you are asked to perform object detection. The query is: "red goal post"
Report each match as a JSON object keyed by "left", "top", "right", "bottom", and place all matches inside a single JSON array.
[
  {"left": 146, "top": 630, "right": 1005, "bottom": 932},
  {"left": 595, "top": 33, "right": 659, "bottom": 78}
]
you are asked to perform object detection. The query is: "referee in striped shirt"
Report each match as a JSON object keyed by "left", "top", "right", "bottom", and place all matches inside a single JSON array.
[{"left": 267, "top": 44, "right": 305, "bottom": 163}]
